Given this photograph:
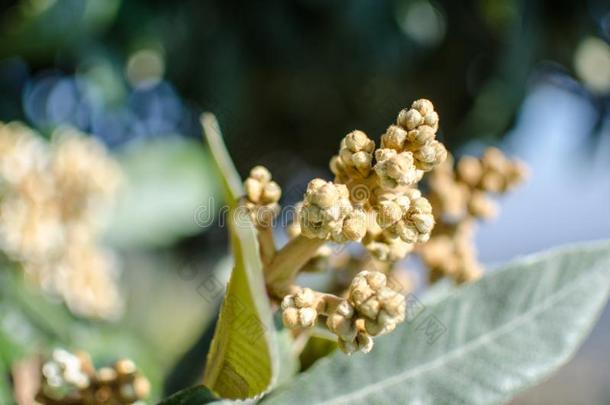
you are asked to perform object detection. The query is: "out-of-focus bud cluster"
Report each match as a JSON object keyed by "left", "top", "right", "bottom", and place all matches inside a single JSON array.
[
  {"left": 244, "top": 166, "right": 281, "bottom": 227},
  {"left": 281, "top": 271, "right": 405, "bottom": 355},
  {"left": 420, "top": 148, "right": 527, "bottom": 283},
  {"left": 38, "top": 349, "right": 150, "bottom": 405},
  {"left": 0, "top": 122, "right": 123, "bottom": 320}
]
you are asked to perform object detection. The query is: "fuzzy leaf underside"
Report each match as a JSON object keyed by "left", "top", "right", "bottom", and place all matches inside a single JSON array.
[
  {"left": 201, "top": 113, "right": 278, "bottom": 399},
  {"left": 264, "top": 241, "right": 610, "bottom": 405}
]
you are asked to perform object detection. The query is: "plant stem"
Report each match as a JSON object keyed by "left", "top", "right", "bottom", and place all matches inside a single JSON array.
[
  {"left": 265, "top": 235, "right": 325, "bottom": 297},
  {"left": 256, "top": 226, "right": 276, "bottom": 266}
]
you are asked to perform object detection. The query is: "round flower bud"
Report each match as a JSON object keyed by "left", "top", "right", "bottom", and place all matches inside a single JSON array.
[
  {"left": 397, "top": 108, "right": 423, "bottom": 130},
  {"left": 413, "top": 140, "right": 447, "bottom": 171},
  {"left": 339, "top": 209, "right": 367, "bottom": 242},
  {"left": 326, "top": 300, "right": 357, "bottom": 342},
  {"left": 468, "top": 191, "right": 497, "bottom": 219},
  {"left": 456, "top": 155, "right": 483, "bottom": 187},
  {"left": 374, "top": 149, "right": 420, "bottom": 189},
  {"left": 380, "top": 125, "right": 407, "bottom": 151},
  {"left": 406, "top": 125, "right": 436, "bottom": 146},
  {"left": 249, "top": 165, "right": 272, "bottom": 183}
]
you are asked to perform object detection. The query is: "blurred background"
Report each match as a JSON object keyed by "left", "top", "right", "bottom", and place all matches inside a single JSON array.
[{"left": 0, "top": 0, "right": 609, "bottom": 403}]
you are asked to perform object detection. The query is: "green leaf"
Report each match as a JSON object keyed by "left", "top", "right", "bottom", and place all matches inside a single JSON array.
[
  {"left": 158, "top": 385, "right": 228, "bottom": 405},
  {"left": 107, "top": 136, "right": 218, "bottom": 248},
  {"left": 264, "top": 241, "right": 610, "bottom": 404},
  {"left": 200, "top": 114, "right": 243, "bottom": 206},
  {"left": 201, "top": 114, "right": 278, "bottom": 399}
]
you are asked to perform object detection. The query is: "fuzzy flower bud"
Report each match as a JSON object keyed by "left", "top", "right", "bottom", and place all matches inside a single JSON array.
[
  {"left": 380, "top": 125, "right": 408, "bottom": 151},
  {"left": 374, "top": 148, "right": 421, "bottom": 189},
  {"left": 348, "top": 271, "right": 406, "bottom": 336},
  {"left": 244, "top": 165, "right": 281, "bottom": 227},
  {"left": 413, "top": 140, "right": 447, "bottom": 171},
  {"left": 300, "top": 179, "right": 365, "bottom": 242},
  {"left": 281, "top": 287, "right": 319, "bottom": 329},
  {"left": 326, "top": 299, "right": 357, "bottom": 342}
]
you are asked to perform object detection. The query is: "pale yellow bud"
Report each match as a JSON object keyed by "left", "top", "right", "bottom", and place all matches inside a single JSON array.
[
  {"left": 261, "top": 182, "right": 280, "bottom": 205},
  {"left": 397, "top": 108, "right": 423, "bottom": 130},
  {"left": 407, "top": 125, "right": 436, "bottom": 146},
  {"left": 380, "top": 125, "right": 407, "bottom": 151},
  {"left": 250, "top": 165, "right": 271, "bottom": 183}
]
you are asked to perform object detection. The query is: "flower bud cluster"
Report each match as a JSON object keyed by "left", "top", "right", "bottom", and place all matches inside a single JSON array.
[
  {"left": 281, "top": 271, "right": 405, "bottom": 355},
  {"left": 244, "top": 165, "right": 282, "bottom": 227},
  {"left": 348, "top": 271, "right": 405, "bottom": 337},
  {"left": 299, "top": 179, "right": 367, "bottom": 243},
  {"left": 419, "top": 221, "right": 483, "bottom": 284},
  {"left": 38, "top": 349, "right": 150, "bottom": 405},
  {"left": 387, "top": 99, "right": 446, "bottom": 171},
  {"left": 333, "top": 130, "right": 376, "bottom": 179},
  {"left": 457, "top": 147, "right": 527, "bottom": 194},
  {"left": 0, "top": 123, "right": 123, "bottom": 320},
  {"left": 375, "top": 189, "right": 434, "bottom": 244}
]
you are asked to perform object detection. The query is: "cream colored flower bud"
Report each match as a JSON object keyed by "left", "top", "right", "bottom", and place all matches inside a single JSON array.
[
  {"left": 414, "top": 140, "right": 447, "bottom": 171},
  {"left": 412, "top": 98, "right": 435, "bottom": 116},
  {"left": 261, "top": 181, "right": 282, "bottom": 204},
  {"left": 377, "top": 200, "right": 404, "bottom": 228},
  {"left": 380, "top": 125, "right": 407, "bottom": 151},
  {"left": 344, "top": 130, "right": 375, "bottom": 153},
  {"left": 309, "top": 180, "right": 340, "bottom": 209},
  {"left": 340, "top": 209, "right": 367, "bottom": 242},
  {"left": 327, "top": 300, "right": 357, "bottom": 342},
  {"left": 423, "top": 111, "right": 439, "bottom": 129},
  {"left": 456, "top": 155, "right": 483, "bottom": 187},
  {"left": 374, "top": 148, "right": 420, "bottom": 188},
  {"left": 468, "top": 191, "right": 497, "bottom": 219},
  {"left": 245, "top": 177, "right": 263, "bottom": 202},
  {"left": 397, "top": 108, "right": 423, "bottom": 130},
  {"left": 293, "top": 287, "right": 316, "bottom": 307},
  {"left": 250, "top": 165, "right": 272, "bottom": 183},
  {"left": 281, "top": 288, "right": 319, "bottom": 329},
  {"left": 406, "top": 125, "right": 436, "bottom": 146}
]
